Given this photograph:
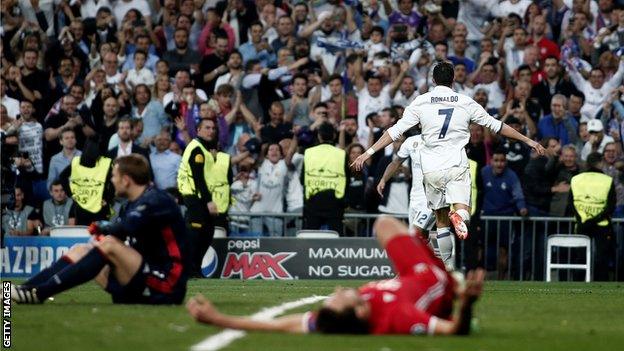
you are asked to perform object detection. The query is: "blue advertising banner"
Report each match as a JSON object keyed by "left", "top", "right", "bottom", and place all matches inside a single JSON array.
[{"left": 1, "top": 237, "right": 89, "bottom": 278}]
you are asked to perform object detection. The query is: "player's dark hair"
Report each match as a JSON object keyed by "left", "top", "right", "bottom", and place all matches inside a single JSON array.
[
  {"left": 432, "top": 61, "right": 454, "bottom": 87},
  {"left": 316, "top": 307, "right": 369, "bottom": 334},
  {"left": 115, "top": 154, "right": 151, "bottom": 185},
  {"left": 318, "top": 122, "right": 335, "bottom": 143}
]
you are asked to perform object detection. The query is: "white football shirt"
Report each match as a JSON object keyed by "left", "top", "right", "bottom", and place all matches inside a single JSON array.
[
  {"left": 396, "top": 135, "right": 425, "bottom": 203},
  {"left": 388, "top": 85, "right": 502, "bottom": 174}
]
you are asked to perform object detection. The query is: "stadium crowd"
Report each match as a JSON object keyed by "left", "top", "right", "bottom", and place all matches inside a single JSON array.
[{"left": 1, "top": 0, "right": 624, "bottom": 240}]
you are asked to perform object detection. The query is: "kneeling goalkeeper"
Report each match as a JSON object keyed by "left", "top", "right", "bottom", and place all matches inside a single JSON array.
[
  {"left": 188, "top": 216, "right": 484, "bottom": 335},
  {"left": 12, "top": 155, "right": 190, "bottom": 305}
]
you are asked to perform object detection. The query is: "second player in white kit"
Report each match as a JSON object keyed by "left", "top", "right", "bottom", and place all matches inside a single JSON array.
[
  {"left": 352, "top": 62, "right": 544, "bottom": 268},
  {"left": 377, "top": 134, "right": 435, "bottom": 234}
]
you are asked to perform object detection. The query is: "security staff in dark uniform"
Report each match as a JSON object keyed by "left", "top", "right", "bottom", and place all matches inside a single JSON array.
[
  {"left": 301, "top": 123, "right": 349, "bottom": 233},
  {"left": 570, "top": 152, "right": 616, "bottom": 281},
  {"left": 59, "top": 137, "right": 114, "bottom": 225},
  {"left": 177, "top": 118, "right": 230, "bottom": 276}
]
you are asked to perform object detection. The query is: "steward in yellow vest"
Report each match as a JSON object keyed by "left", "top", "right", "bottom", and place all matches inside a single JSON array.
[
  {"left": 177, "top": 118, "right": 232, "bottom": 277},
  {"left": 569, "top": 152, "right": 615, "bottom": 281},
  {"left": 59, "top": 138, "right": 114, "bottom": 225},
  {"left": 301, "top": 123, "right": 349, "bottom": 233}
]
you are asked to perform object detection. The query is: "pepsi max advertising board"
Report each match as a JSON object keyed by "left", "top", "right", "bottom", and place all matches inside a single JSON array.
[{"left": 202, "top": 238, "right": 395, "bottom": 280}]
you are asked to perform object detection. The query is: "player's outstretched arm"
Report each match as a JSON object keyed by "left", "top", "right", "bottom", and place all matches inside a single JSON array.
[
  {"left": 431, "top": 269, "right": 485, "bottom": 336},
  {"left": 187, "top": 294, "right": 306, "bottom": 333},
  {"left": 499, "top": 124, "right": 545, "bottom": 156},
  {"left": 377, "top": 157, "right": 407, "bottom": 197}
]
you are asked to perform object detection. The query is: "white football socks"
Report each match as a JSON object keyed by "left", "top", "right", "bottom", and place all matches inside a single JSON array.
[{"left": 436, "top": 227, "right": 455, "bottom": 270}]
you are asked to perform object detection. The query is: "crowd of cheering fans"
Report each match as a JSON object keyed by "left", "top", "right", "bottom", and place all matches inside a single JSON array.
[{"left": 2, "top": 0, "right": 624, "bottom": 241}]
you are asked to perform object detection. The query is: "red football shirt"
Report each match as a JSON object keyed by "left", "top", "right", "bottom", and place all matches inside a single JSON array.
[{"left": 305, "top": 236, "right": 456, "bottom": 335}]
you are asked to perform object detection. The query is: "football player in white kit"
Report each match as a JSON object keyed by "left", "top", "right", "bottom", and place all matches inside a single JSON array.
[
  {"left": 352, "top": 62, "right": 545, "bottom": 268},
  {"left": 376, "top": 133, "right": 435, "bottom": 237}
]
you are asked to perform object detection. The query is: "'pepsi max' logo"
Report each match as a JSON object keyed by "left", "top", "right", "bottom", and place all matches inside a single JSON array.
[{"left": 201, "top": 247, "right": 219, "bottom": 278}]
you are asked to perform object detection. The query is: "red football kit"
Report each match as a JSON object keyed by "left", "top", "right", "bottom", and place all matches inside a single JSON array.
[{"left": 305, "top": 235, "right": 456, "bottom": 335}]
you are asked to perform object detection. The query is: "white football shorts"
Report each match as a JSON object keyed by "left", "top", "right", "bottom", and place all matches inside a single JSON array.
[{"left": 422, "top": 166, "right": 471, "bottom": 210}]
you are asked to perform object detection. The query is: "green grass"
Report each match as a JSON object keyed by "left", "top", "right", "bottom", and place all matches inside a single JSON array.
[{"left": 7, "top": 280, "right": 624, "bottom": 351}]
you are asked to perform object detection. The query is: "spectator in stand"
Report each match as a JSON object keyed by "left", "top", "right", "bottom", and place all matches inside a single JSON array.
[
  {"left": 130, "top": 84, "right": 169, "bottom": 148},
  {"left": 40, "top": 181, "right": 75, "bottom": 235},
  {"left": 566, "top": 56, "right": 624, "bottom": 121},
  {"left": 214, "top": 50, "right": 244, "bottom": 92},
  {"left": 343, "top": 143, "right": 369, "bottom": 236},
  {"left": 0, "top": 77, "right": 20, "bottom": 119},
  {"left": 47, "top": 128, "right": 82, "bottom": 190},
  {"left": 602, "top": 142, "right": 624, "bottom": 217},
  {"left": 239, "top": 21, "right": 275, "bottom": 68},
  {"left": 198, "top": 32, "right": 230, "bottom": 96},
  {"left": 549, "top": 145, "right": 580, "bottom": 217},
  {"left": 250, "top": 143, "right": 289, "bottom": 237},
  {"left": 163, "top": 28, "right": 201, "bottom": 76},
  {"left": 448, "top": 35, "right": 476, "bottom": 74},
  {"left": 497, "top": 24, "right": 529, "bottom": 77},
  {"left": 94, "top": 96, "right": 121, "bottom": 152},
  {"left": 2, "top": 186, "right": 39, "bottom": 236},
  {"left": 482, "top": 148, "right": 527, "bottom": 216},
  {"left": 229, "top": 161, "right": 258, "bottom": 235},
  {"left": 452, "top": 62, "right": 474, "bottom": 97},
  {"left": 124, "top": 50, "right": 155, "bottom": 90},
  {"left": 257, "top": 101, "right": 293, "bottom": 145},
  {"left": 121, "top": 34, "right": 159, "bottom": 73},
  {"left": 501, "top": 80, "right": 541, "bottom": 126},
  {"left": 271, "top": 15, "right": 295, "bottom": 54},
  {"left": 472, "top": 60, "right": 506, "bottom": 112},
  {"left": 338, "top": 116, "right": 359, "bottom": 150},
  {"left": 107, "top": 117, "right": 151, "bottom": 161},
  {"left": 500, "top": 117, "right": 531, "bottom": 177},
  {"left": 568, "top": 90, "right": 585, "bottom": 123},
  {"left": 537, "top": 94, "right": 579, "bottom": 146},
  {"left": 466, "top": 123, "right": 491, "bottom": 169},
  {"left": 528, "top": 15, "right": 560, "bottom": 61},
  {"left": 50, "top": 57, "right": 82, "bottom": 102},
  {"left": 149, "top": 130, "right": 181, "bottom": 191},
  {"left": 523, "top": 138, "right": 561, "bottom": 216},
  {"left": 531, "top": 56, "right": 578, "bottom": 115},
  {"left": 43, "top": 94, "right": 95, "bottom": 160},
  {"left": 355, "top": 71, "right": 391, "bottom": 145},
  {"left": 280, "top": 136, "right": 304, "bottom": 236},
  {"left": 582, "top": 119, "right": 615, "bottom": 160},
  {"left": 282, "top": 73, "right": 311, "bottom": 127}
]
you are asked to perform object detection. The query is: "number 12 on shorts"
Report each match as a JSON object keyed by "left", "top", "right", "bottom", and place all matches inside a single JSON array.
[{"left": 438, "top": 108, "right": 454, "bottom": 139}]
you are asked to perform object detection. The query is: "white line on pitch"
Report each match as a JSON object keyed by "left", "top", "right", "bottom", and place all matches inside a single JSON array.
[{"left": 190, "top": 295, "right": 327, "bottom": 351}]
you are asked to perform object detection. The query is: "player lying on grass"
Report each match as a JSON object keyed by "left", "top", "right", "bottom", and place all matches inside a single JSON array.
[
  {"left": 187, "top": 216, "right": 484, "bottom": 335},
  {"left": 11, "top": 155, "right": 190, "bottom": 305}
]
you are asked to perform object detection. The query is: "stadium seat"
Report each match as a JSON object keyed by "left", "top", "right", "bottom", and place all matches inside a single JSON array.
[
  {"left": 546, "top": 234, "right": 591, "bottom": 282},
  {"left": 214, "top": 226, "right": 227, "bottom": 238},
  {"left": 295, "top": 230, "right": 340, "bottom": 238},
  {"left": 49, "top": 226, "right": 91, "bottom": 237}
]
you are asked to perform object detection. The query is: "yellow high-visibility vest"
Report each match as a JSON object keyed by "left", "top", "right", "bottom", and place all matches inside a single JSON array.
[
  {"left": 178, "top": 139, "right": 210, "bottom": 197},
  {"left": 571, "top": 172, "right": 612, "bottom": 227},
  {"left": 303, "top": 144, "right": 346, "bottom": 200},
  {"left": 69, "top": 156, "right": 112, "bottom": 213},
  {"left": 206, "top": 152, "right": 230, "bottom": 213},
  {"left": 469, "top": 159, "right": 478, "bottom": 216}
]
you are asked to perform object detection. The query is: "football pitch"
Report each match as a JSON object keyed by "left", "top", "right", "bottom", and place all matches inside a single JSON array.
[{"left": 8, "top": 279, "right": 624, "bottom": 351}]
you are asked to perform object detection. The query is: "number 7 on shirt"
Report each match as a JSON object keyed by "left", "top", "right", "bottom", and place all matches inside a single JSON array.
[{"left": 438, "top": 108, "right": 454, "bottom": 139}]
